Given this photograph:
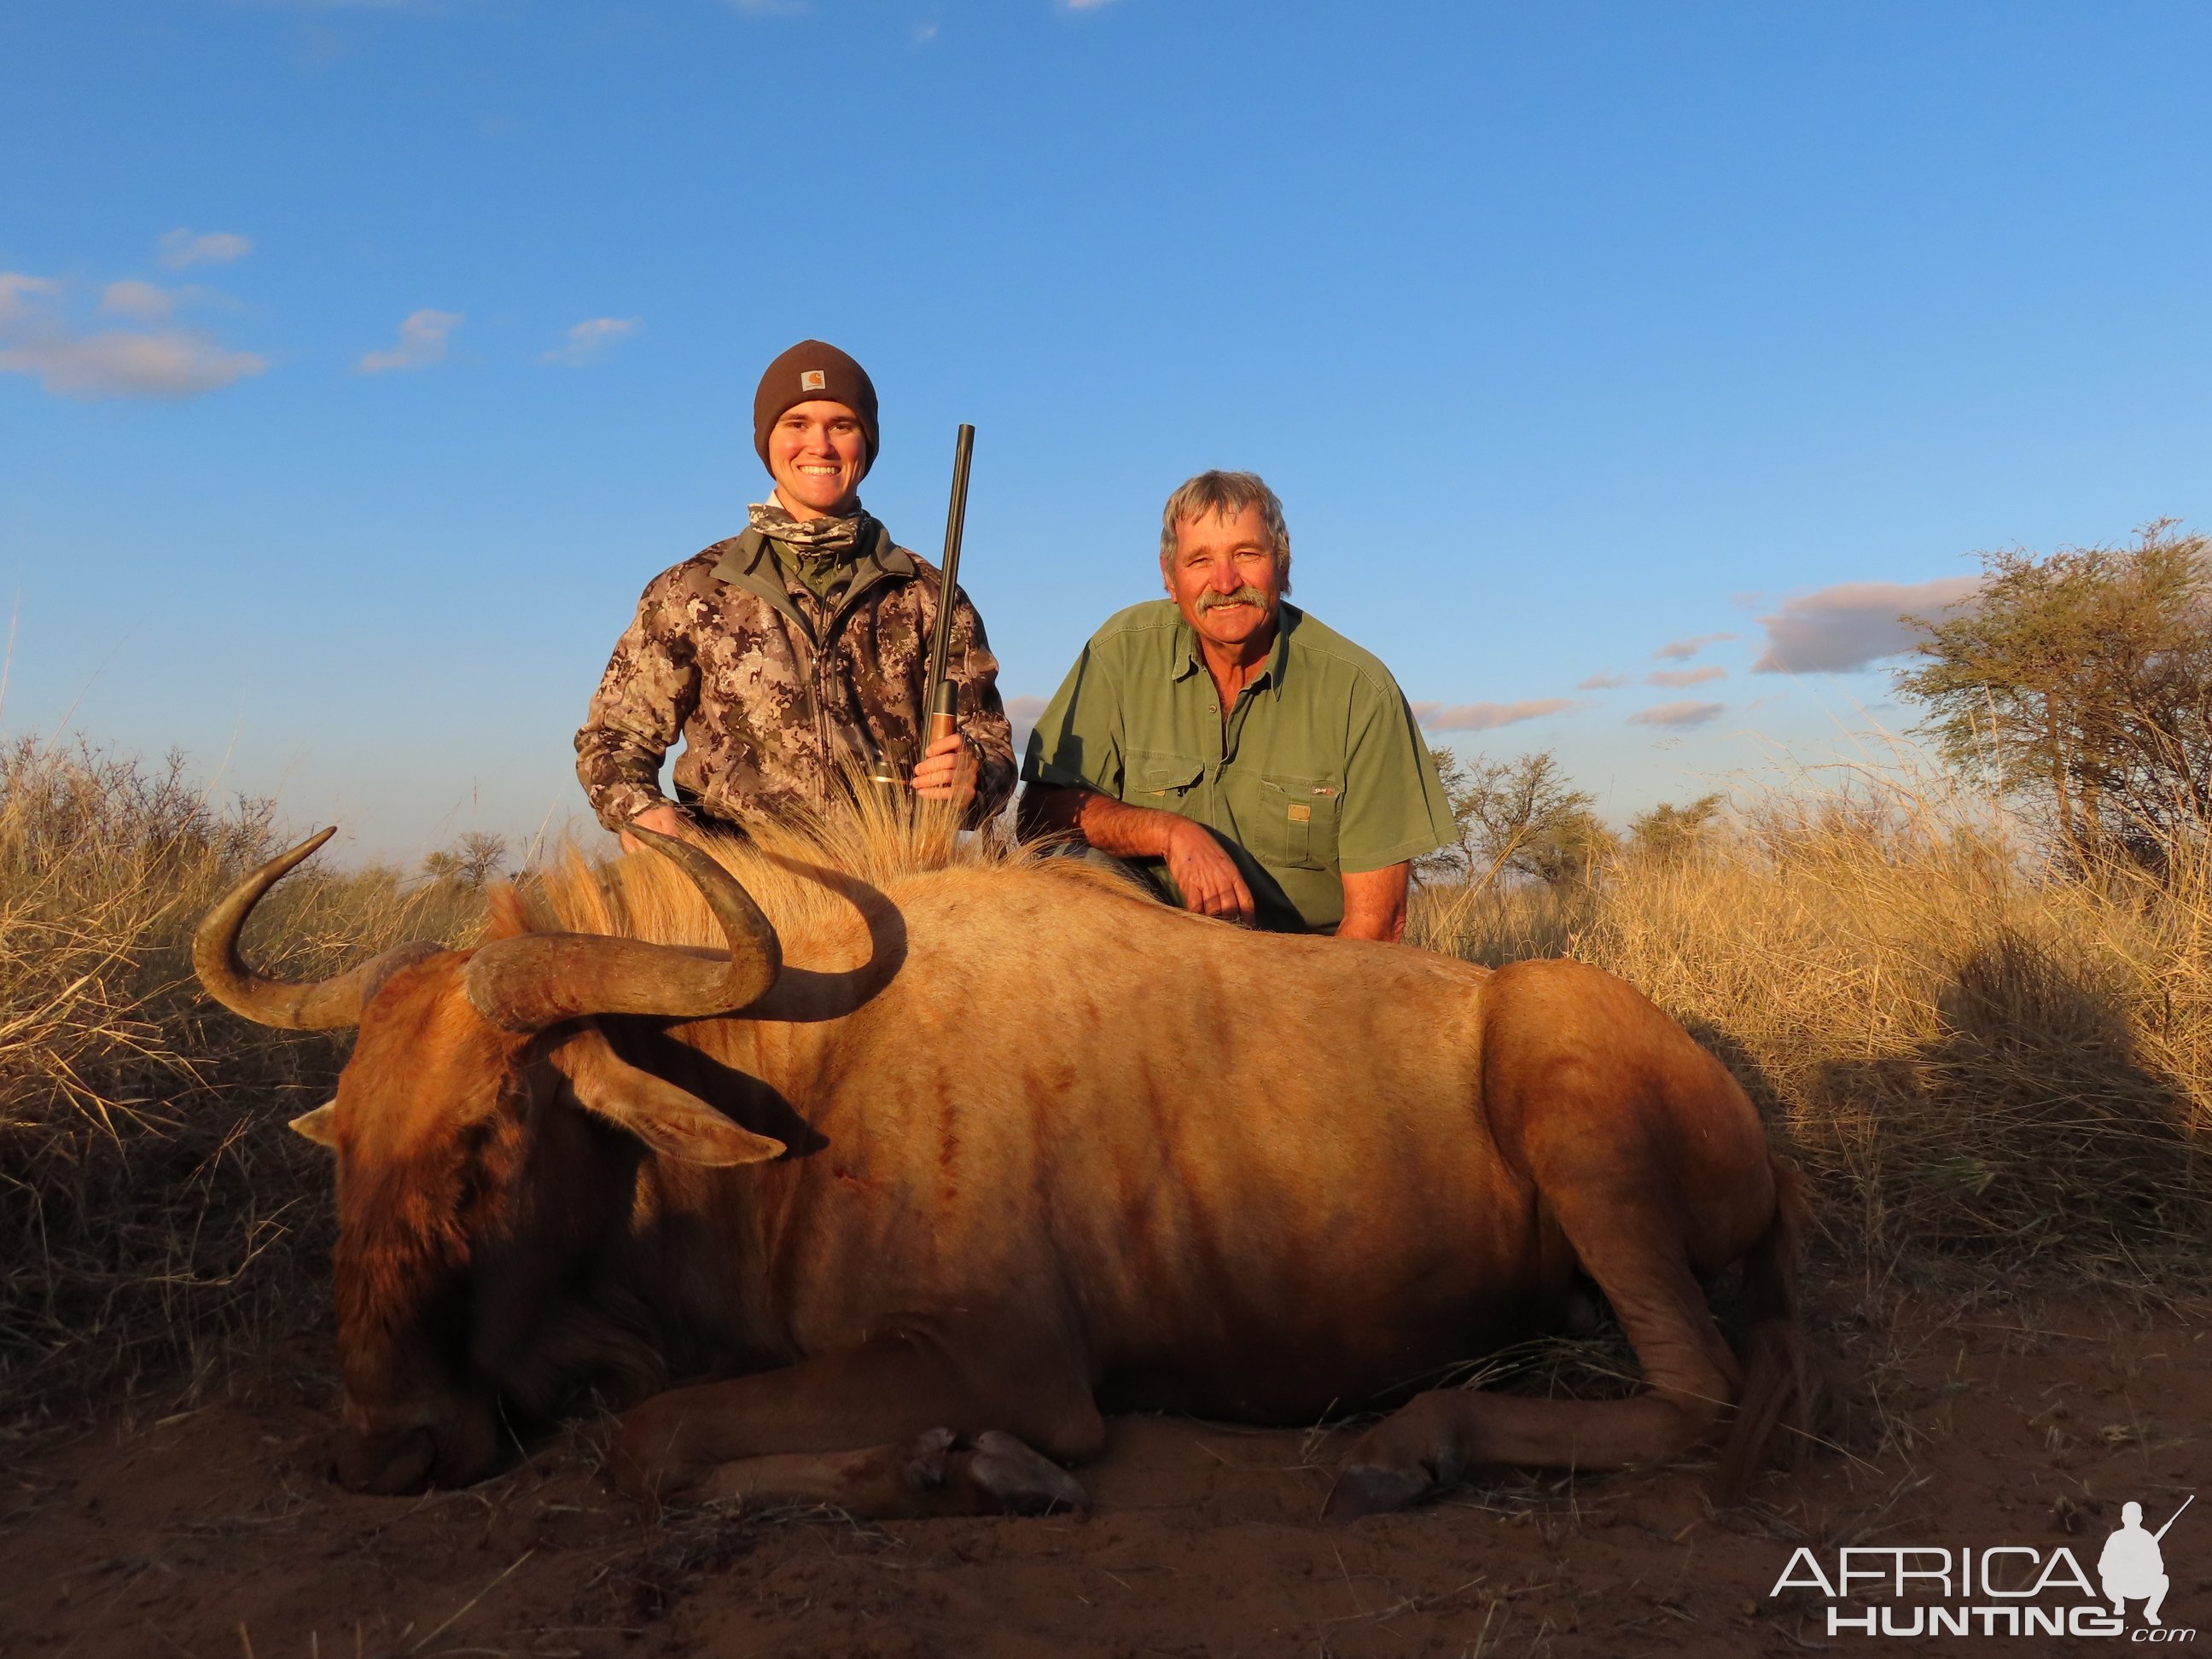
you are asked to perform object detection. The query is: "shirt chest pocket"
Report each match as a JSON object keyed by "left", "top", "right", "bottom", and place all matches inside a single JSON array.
[
  {"left": 1126, "top": 749, "right": 1205, "bottom": 802},
  {"left": 1257, "top": 773, "right": 1342, "bottom": 870}
]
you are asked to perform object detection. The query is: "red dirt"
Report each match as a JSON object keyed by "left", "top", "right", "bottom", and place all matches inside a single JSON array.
[{"left": 3, "top": 1298, "right": 2206, "bottom": 1658}]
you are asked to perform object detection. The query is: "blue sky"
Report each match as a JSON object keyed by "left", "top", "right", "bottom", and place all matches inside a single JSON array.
[{"left": 3, "top": 0, "right": 2208, "bottom": 860}]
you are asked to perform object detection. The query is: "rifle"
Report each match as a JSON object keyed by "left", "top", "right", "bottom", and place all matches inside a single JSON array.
[
  {"left": 923, "top": 423, "right": 976, "bottom": 748},
  {"left": 2156, "top": 1494, "right": 2194, "bottom": 1542}
]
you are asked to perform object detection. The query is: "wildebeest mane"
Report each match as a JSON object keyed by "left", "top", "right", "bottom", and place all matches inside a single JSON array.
[{"left": 504, "top": 791, "right": 1139, "bottom": 952}]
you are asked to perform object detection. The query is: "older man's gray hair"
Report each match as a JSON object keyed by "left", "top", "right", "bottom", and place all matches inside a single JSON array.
[{"left": 1158, "top": 470, "right": 1292, "bottom": 593}]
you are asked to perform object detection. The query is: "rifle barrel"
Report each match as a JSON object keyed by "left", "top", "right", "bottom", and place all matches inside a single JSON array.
[
  {"left": 2155, "top": 1493, "right": 2194, "bottom": 1542},
  {"left": 925, "top": 423, "right": 975, "bottom": 742}
]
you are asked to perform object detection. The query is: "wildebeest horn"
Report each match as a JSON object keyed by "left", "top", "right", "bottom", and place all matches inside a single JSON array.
[
  {"left": 194, "top": 828, "right": 441, "bottom": 1030},
  {"left": 461, "top": 824, "right": 783, "bottom": 1033}
]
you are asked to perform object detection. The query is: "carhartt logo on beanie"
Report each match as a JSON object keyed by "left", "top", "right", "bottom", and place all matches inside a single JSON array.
[{"left": 753, "top": 341, "right": 879, "bottom": 466}]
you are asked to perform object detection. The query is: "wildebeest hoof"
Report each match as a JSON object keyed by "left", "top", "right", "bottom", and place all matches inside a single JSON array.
[
  {"left": 898, "top": 1426, "right": 960, "bottom": 1491},
  {"left": 1323, "top": 1461, "right": 1437, "bottom": 1522},
  {"left": 968, "top": 1429, "right": 1089, "bottom": 1515}
]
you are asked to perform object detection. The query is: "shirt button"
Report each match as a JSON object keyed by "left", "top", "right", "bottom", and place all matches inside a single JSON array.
[{"left": 1208, "top": 702, "right": 1218, "bottom": 713}]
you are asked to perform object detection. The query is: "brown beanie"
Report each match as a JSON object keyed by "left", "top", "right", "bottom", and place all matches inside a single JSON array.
[{"left": 752, "top": 340, "right": 879, "bottom": 468}]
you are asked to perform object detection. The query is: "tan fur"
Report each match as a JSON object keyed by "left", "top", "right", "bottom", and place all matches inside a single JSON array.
[{"left": 306, "top": 796, "right": 1808, "bottom": 1514}]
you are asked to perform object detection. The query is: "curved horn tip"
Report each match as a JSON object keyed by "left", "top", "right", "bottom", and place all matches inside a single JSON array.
[
  {"left": 289, "top": 825, "right": 340, "bottom": 863},
  {"left": 627, "top": 825, "right": 780, "bottom": 952},
  {"left": 278, "top": 825, "right": 339, "bottom": 858},
  {"left": 457, "top": 819, "right": 782, "bottom": 1032},
  {"left": 239, "top": 825, "right": 340, "bottom": 888},
  {"left": 194, "top": 823, "right": 407, "bottom": 1032}
]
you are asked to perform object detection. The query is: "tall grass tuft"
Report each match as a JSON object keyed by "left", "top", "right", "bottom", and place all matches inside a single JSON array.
[
  {"left": 1411, "top": 774, "right": 2212, "bottom": 1290},
  {"left": 0, "top": 738, "right": 479, "bottom": 1435}
]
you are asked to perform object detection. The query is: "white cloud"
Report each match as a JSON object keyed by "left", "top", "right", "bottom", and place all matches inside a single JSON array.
[
  {"left": 912, "top": 19, "right": 939, "bottom": 42},
  {"left": 0, "top": 272, "right": 61, "bottom": 323},
  {"left": 1575, "top": 671, "right": 1628, "bottom": 690},
  {"left": 1652, "top": 631, "right": 1735, "bottom": 662},
  {"left": 99, "top": 279, "right": 176, "bottom": 322},
  {"left": 1751, "top": 576, "right": 1982, "bottom": 673},
  {"left": 157, "top": 229, "right": 252, "bottom": 271},
  {"left": 541, "top": 316, "right": 639, "bottom": 365},
  {"left": 0, "top": 329, "right": 267, "bottom": 400},
  {"left": 1646, "top": 665, "right": 1726, "bottom": 689},
  {"left": 358, "top": 308, "right": 463, "bottom": 374},
  {"left": 0, "top": 271, "right": 263, "bottom": 401},
  {"left": 1412, "top": 698, "right": 1574, "bottom": 732},
  {"left": 1628, "top": 701, "right": 1726, "bottom": 730}
]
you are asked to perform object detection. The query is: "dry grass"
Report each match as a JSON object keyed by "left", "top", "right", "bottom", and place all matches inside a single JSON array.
[
  {"left": 4, "top": 734, "right": 2207, "bottom": 1441},
  {"left": 0, "top": 738, "right": 480, "bottom": 1435},
  {"left": 1411, "top": 771, "right": 2212, "bottom": 1292}
]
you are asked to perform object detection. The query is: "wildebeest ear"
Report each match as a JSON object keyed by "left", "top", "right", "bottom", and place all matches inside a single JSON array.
[
  {"left": 554, "top": 1033, "right": 786, "bottom": 1167},
  {"left": 289, "top": 1101, "right": 339, "bottom": 1148}
]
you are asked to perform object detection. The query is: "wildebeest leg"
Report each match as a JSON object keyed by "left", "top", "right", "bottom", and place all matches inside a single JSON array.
[
  {"left": 1327, "top": 1121, "right": 1749, "bottom": 1516},
  {"left": 612, "top": 1323, "right": 1103, "bottom": 1517},
  {"left": 1323, "top": 1220, "right": 1739, "bottom": 1519}
]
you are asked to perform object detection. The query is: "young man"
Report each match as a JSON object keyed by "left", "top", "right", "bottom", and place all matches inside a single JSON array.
[
  {"left": 1020, "top": 470, "right": 1452, "bottom": 941},
  {"left": 577, "top": 340, "right": 1016, "bottom": 841}
]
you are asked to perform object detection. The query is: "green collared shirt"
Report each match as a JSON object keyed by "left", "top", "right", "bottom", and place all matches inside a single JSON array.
[{"left": 1022, "top": 601, "right": 1454, "bottom": 932}]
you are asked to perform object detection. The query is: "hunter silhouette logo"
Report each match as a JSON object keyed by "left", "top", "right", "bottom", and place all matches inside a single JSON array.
[
  {"left": 2102, "top": 1497, "right": 2191, "bottom": 1628},
  {"left": 1769, "top": 1492, "right": 2196, "bottom": 1639}
]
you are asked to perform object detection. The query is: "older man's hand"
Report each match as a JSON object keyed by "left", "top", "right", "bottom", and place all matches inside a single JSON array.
[
  {"left": 910, "top": 731, "right": 979, "bottom": 809},
  {"left": 1164, "top": 818, "right": 1255, "bottom": 925}
]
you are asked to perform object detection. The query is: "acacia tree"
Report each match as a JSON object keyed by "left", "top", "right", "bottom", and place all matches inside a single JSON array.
[
  {"left": 421, "top": 831, "right": 511, "bottom": 890},
  {"left": 1421, "top": 747, "right": 1614, "bottom": 890},
  {"left": 1895, "top": 521, "right": 2212, "bottom": 864},
  {"left": 1627, "top": 793, "right": 1726, "bottom": 862}
]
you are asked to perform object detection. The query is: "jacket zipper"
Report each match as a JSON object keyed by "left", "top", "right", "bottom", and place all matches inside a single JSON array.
[{"left": 810, "top": 607, "right": 836, "bottom": 806}]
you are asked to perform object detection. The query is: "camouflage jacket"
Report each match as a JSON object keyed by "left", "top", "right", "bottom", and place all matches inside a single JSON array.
[{"left": 575, "top": 521, "right": 1016, "bottom": 830}]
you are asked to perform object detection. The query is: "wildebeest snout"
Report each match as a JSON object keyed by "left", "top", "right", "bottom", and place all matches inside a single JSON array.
[
  {"left": 333, "top": 1423, "right": 436, "bottom": 1493},
  {"left": 331, "top": 1394, "right": 505, "bottom": 1493}
]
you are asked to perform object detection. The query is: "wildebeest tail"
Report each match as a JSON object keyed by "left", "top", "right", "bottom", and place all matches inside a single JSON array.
[{"left": 1714, "top": 1155, "right": 1815, "bottom": 1499}]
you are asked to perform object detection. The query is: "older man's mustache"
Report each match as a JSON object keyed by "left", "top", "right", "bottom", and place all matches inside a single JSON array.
[{"left": 1197, "top": 587, "right": 1272, "bottom": 613}]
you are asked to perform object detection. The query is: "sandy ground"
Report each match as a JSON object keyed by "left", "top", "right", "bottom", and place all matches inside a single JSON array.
[{"left": 3, "top": 1297, "right": 2206, "bottom": 1659}]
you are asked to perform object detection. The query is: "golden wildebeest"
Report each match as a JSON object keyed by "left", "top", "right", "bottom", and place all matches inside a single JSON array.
[{"left": 195, "top": 807, "right": 1809, "bottom": 1519}]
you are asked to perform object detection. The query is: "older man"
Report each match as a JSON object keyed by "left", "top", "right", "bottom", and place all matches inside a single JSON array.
[
  {"left": 577, "top": 340, "right": 1015, "bottom": 841},
  {"left": 1020, "top": 470, "right": 1452, "bottom": 940}
]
